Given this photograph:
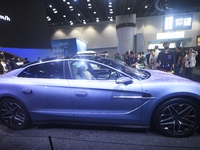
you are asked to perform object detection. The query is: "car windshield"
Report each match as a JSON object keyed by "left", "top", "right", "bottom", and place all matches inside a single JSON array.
[{"left": 93, "top": 57, "right": 150, "bottom": 80}]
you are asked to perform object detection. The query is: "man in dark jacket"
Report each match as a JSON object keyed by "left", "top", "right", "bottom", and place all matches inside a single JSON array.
[
  {"left": 9, "top": 59, "right": 15, "bottom": 70},
  {"left": 156, "top": 41, "right": 175, "bottom": 72},
  {"left": 124, "top": 51, "right": 130, "bottom": 66},
  {"left": 130, "top": 51, "right": 138, "bottom": 68},
  {"left": 174, "top": 47, "right": 182, "bottom": 75}
]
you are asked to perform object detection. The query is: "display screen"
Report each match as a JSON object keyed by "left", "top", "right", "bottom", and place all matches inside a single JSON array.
[
  {"left": 0, "top": 0, "right": 51, "bottom": 49},
  {"left": 164, "top": 14, "right": 193, "bottom": 31}
]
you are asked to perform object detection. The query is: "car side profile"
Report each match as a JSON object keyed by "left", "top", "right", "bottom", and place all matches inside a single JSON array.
[{"left": 0, "top": 57, "right": 200, "bottom": 137}]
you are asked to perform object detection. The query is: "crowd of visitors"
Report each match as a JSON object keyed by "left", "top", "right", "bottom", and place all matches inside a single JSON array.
[
  {"left": 114, "top": 41, "right": 199, "bottom": 80},
  {"left": 0, "top": 42, "right": 199, "bottom": 81},
  {"left": 0, "top": 57, "right": 29, "bottom": 75},
  {"left": 0, "top": 56, "right": 51, "bottom": 75}
]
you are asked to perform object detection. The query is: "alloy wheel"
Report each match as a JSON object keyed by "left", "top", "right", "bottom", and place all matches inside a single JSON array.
[
  {"left": 159, "top": 102, "right": 198, "bottom": 136},
  {"left": 0, "top": 101, "right": 27, "bottom": 129}
]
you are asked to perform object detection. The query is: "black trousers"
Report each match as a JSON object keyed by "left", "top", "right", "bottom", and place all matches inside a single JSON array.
[
  {"left": 174, "top": 64, "right": 181, "bottom": 75},
  {"left": 185, "top": 67, "right": 194, "bottom": 79}
]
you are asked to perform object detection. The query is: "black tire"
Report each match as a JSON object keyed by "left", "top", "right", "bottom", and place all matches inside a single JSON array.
[
  {"left": 153, "top": 98, "right": 200, "bottom": 137},
  {"left": 0, "top": 98, "right": 32, "bottom": 129}
]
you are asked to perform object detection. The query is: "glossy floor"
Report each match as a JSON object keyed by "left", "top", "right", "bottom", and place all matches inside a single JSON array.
[{"left": 0, "top": 123, "right": 200, "bottom": 150}]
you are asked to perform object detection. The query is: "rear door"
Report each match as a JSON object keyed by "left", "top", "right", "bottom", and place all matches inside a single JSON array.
[{"left": 15, "top": 61, "right": 73, "bottom": 122}]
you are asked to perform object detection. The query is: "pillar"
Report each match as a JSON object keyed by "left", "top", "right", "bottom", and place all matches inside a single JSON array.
[{"left": 116, "top": 14, "right": 136, "bottom": 55}]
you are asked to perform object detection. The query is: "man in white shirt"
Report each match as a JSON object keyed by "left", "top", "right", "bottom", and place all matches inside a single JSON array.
[
  {"left": 149, "top": 49, "right": 158, "bottom": 69},
  {"left": 185, "top": 48, "right": 198, "bottom": 79},
  {"left": 149, "top": 45, "right": 160, "bottom": 69}
]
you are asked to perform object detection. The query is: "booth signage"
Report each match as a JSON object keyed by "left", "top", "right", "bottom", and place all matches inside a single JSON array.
[{"left": 164, "top": 14, "right": 193, "bottom": 31}]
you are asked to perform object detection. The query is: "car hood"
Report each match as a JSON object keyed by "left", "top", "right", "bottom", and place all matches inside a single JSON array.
[
  {"left": 141, "top": 69, "right": 200, "bottom": 99},
  {"left": 145, "top": 69, "right": 195, "bottom": 83}
]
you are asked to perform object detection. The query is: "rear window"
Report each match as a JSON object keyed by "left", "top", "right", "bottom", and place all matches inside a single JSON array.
[{"left": 17, "top": 61, "right": 64, "bottom": 79}]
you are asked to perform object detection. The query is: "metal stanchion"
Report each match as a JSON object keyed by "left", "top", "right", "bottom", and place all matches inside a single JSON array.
[{"left": 48, "top": 135, "right": 54, "bottom": 150}]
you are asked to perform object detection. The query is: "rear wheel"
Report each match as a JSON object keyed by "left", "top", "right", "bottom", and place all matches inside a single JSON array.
[
  {"left": 154, "top": 98, "right": 200, "bottom": 137},
  {"left": 0, "top": 98, "right": 31, "bottom": 129}
]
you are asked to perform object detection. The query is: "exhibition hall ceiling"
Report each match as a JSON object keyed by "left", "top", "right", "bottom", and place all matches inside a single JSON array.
[{"left": 45, "top": 0, "right": 200, "bottom": 27}]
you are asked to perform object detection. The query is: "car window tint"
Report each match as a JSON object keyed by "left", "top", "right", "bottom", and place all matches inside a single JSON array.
[
  {"left": 88, "top": 62, "right": 120, "bottom": 80},
  {"left": 18, "top": 61, "right": 64, "bottom": 79},
  {"left": 70, "top": 61, "right": 95, "bottom": 80},
  {"left": 69, "top": 60, "right": 126, "bottom": 80}
]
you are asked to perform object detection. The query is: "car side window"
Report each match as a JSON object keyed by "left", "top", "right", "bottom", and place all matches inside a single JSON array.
[
  {"left": 18, "top": 61, "right": 64, "bottom": 79},
  {"left": 88, "top": 62, "right": 120, "bottom": 80},
  {"left": 70, "top": 61, "right": 96, "bottom": 80},
  {"left": 70, "top": 61, "right": 126, "bottom": 80}
]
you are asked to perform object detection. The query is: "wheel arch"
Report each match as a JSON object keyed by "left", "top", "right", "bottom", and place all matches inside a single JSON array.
[
  {"left": 0, "top": 95, "right": 33, "bottom": 122},
  {"left": 150, "top": 95, "right": 200, "bottom": 129}
]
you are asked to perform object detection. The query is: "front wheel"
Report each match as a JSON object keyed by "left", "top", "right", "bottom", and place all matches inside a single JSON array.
[
  {"left": 153, "top": 98, "right": 200, "bottom": 137},
  {"left": 0, "top": 98, "right": 32, "bottom": 129}
]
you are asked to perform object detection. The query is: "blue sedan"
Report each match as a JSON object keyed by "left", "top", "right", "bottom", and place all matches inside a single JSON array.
[{"left": 0, "top": 57, "right": 200, "bottom": 137}]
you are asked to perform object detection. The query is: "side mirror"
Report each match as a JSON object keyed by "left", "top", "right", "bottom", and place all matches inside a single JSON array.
[{"left": 115, "top": 77, "right": 133, "bottom": 85}]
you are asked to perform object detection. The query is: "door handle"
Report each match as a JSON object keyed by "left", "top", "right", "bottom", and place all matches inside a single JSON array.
[
  {"left": 75, "top": 91, "right": 87, "bottom": 96},
  {"left": 22, "top": 89, "right": 33, "bottom": 94}
]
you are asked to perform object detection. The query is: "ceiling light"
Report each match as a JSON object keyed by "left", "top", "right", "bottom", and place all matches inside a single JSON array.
[
  {"left": 47, "top": 16, "right": 51, "bottom": 21},
  {"left": 109, "top": 2, "right": 112, "bottom": 5},
  {"left": 127, "top": 7, "right": 130, "bottom": 10},
  {"left": 53, "top": 8, "right": 56, "bottom": 11},
  {"left": 78, "top": 13, "right": 80, "bottom": 16},
  {"left": 63, "top": 0, "right": 66, "bottom": 2},
  {"left": 67, "top": 2, "right": 70, "bottom": 5},
  {"left": 70, "top": 9, "right": 74, "bottom": 11},
  {"left": 145, "top": 5, "right": 148, "bottom": 9},
  {"left": 87, "top": 0, "right": 90, "bottom": 2},
  {"left": 88, "top": 3, "right": 91, "bottom": 6},
  {"left": 94, "top": 12, "right": 96, "bottom": 14},
  {"left": 108, "top": 16, "right": 113, "bottom": 21},
  {"left": 110, "top": 11, "right": 113, "bottom": 14},
  {"left": 49, "top": 5, "right": 52, "bottom": 8},
  {"left": 69, "top": 6, "right": 73, "bottom": 9},
  {"left": 63, "top": 15, "right": 66, "bottom": 18},
  {"left": 54, "top": 11, "right": 58, "bottom": 14},
  {"left": 88, "top": 6, "right": 92, "bottom": 9},
  {"left": 108, "top": 5, "right": 112, "bottom": 8}
]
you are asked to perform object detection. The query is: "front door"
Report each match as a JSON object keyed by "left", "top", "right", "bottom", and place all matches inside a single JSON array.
[{"left": 69, "top": 60, "right": 143, "bottom": 125}]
